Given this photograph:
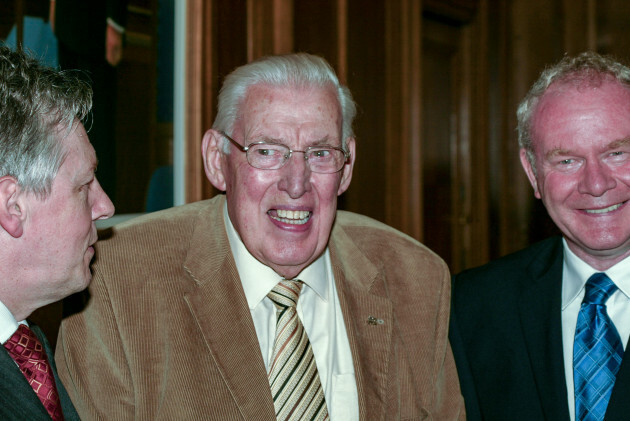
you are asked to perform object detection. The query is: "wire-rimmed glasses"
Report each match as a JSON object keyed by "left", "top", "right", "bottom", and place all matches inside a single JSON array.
[{"left": 220, "top": 131, "right": 349, "bottom": 174}]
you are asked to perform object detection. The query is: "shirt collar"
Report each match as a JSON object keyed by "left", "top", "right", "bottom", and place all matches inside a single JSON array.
[
  {"left": 0, "top": 299, "right": 24, "bottom": 344},
  {"left": 223, "top": 201, "right": 329, "bottom": 310},
  {"left": 562, "top": 238, "right": 630, "bottom": 309}
]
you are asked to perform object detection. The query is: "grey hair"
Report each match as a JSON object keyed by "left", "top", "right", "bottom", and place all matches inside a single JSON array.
[
  {"left": 0, "top": 44, "right": 92, "bottom": 198},
  {"left": 212, "top": 53, "right": 356, "bottom": 152},
  {"left": 516, "top": 51, "right": 630, "bottom": 168}
]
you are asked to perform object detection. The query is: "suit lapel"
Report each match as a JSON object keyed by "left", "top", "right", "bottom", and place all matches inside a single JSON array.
[
  {"left": 603, "top": 325, "right": 630, "bottom": 420},
  {"left": 30, "top": 324, "right": 80, "bottom": 421},
  {"left": 329, "top": 223, "right": 393, "bottom": 420},
  {"left": 0, "top": 335, "right": 51, "bottom": 419},
  {"left": 518, "top": 238, "right": 570, "bottom": 421},
  {"left": 182, "top": 197, "right": 275, "bottom": 420}
]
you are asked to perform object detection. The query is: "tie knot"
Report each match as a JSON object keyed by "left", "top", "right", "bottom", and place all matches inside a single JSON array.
[
  {"left": 3, "top": 324, "right": 44, "bottom": 356},
  {"left": 268, "top": 279, "right": 303, "bottom": 310},
  {"left": 583, "top": 273, "right": 617, "bottom": 305}
]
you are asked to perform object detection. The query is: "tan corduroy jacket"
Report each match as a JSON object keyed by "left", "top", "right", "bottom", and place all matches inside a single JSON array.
[{"left": 56, "top": 195, "right": 464, "bottom": 420}]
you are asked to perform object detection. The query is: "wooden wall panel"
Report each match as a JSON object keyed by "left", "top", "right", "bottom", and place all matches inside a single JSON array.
[
  {"left": 185, "top": 0, "right": 212, "bottom": 203},
  {"left": 562, "top": 0, "right": 596, "bottom": 54},
  {"left": 293, "top": 0, "right": 338, "bottom": 66},
  {"left": 464, "top": 0, "right": 490, "bottom": 269},
  {"left": 597, "top": 0, "right": 630, "bottom": 58},
  {"left": 420, "top": 1, "right": 490, "bottom": 273},
  {"left": 345, "top": 0, "right": 389, "bottom": 223},
  {"left": 383, "top": 0, "right": 423, "bottom": 239},
  {"left": 216, "top": 1, "right": 248, "bottom": 82},
  {"left": 422, "top": 19, "right": 457, "bottom": 265}
]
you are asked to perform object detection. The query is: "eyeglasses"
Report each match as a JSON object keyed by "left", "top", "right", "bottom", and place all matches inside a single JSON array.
[{"left": 220, "top": 131, "right": 350, "bottom": 174}]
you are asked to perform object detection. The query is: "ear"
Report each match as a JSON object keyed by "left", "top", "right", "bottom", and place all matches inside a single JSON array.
[
  {"left": 337, "top": 137, "right": 356, "bottom": 196},
  {"left": 0, "top": 176, "right": 25, "bottom": 238},
  {"left": 520, "top": 148, "right": 541, "bottom": 199},
  {"left": 202, "top": 129, "right": 227, "bottom": 191}
]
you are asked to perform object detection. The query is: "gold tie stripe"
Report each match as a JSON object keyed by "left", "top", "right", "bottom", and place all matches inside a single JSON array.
[{"left": 267, "top": 280, "right": 329, "bottom": 420}]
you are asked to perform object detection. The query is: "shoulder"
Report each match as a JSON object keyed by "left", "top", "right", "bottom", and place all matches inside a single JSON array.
[
  {"left": 93, "top": 197, "right": 224, "bottom": 266},
  {"left": 332, "top": 210, "right": 448, "bottom": 281},
  {"left": 100, "top": 198, "right": 219, "bottom": 242},
  {"left": 335, "top": 209, "right": 444, "bottom": 256},
  {"left": 454, "top": 236, "right": 562, "bottom": 284},
  {"left": 451, "top": 236, "right": 563, "bottom": 310}
]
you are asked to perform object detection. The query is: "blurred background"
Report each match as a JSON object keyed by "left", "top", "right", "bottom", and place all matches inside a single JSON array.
[{"left": 3, "top": 0, "right": 630, "bottom": 275}]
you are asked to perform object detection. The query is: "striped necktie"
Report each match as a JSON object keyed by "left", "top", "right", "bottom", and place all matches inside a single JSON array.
[
  {"left": 267, "top": 279, "right": 329, "bottom": 420},
  {"left": 574, "top": 272, "right": 623, "bottom": 421}
]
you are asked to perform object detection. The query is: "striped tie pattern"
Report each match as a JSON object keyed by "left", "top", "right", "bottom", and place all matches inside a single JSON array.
[
  {"left": 267, "top": 280, "right": 329, "bottom": 420},
  {"left": 574, "top": 273, "right": 623, "bottom": 421}
]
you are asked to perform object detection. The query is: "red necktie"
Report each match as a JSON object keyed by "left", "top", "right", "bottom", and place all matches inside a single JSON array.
[{"left": 3, "top": 324, "right": 64, "bottom": 421}]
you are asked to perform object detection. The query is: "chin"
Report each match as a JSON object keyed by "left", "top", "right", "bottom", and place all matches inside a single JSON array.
[{"left": 71, "top": 271, "right": 93, "bottom": 292}]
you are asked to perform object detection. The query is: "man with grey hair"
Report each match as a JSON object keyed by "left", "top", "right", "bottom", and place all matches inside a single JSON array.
[
  {"left": 451, "top": 51, "right": 630, "bottom": 421},
  {"left": 57, "top": 53, "right": 465, "bottom": 420},
  {"left": 0, "top": 44, "right": 114, "bottom": 420}
]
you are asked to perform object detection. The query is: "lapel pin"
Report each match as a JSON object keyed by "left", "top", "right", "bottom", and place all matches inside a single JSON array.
[{"left": 367, "top": 316, "right": 384, "bottom": 325}]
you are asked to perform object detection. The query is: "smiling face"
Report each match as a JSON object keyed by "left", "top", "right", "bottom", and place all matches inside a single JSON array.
[
  {"left": 520, "top": 78, "right": 630, "bottom": 269},
  {"left": 21, "top": 122, "right": 114, "bottom": 303},
  {"left": 205, "top": 84, "right": 355, "bottom": 279}
]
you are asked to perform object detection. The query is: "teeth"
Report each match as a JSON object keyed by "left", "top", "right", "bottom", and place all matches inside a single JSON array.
[
  {"left": 272, "top": 209, "right": 310, "bottom": 224},
  {"left": 585, "top": 203, "right": 623, "bottom": 214}
]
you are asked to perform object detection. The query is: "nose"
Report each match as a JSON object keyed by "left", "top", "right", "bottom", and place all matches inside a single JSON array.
[
  {"left": 277, "top": 151, "right": 312, "bottom": 199},
  {"left": 577, "top": 160, "right": 616, "bottom": 197},
  {"left": 92, "top": 178, "right": 115, "bottom": 220}
]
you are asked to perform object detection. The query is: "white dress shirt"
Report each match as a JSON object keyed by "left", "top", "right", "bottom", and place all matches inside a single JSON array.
[
  {"left": 223, "top": 203, "right": 359, "bottom": 420},
  {"left": 0, "top": 299, "right": 26, "bottom": 344},
  {"left": 561, "top": 239, "right": 630, "bottom": 421}
]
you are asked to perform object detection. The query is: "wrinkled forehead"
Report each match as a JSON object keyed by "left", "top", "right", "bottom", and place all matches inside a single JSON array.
[{"left": 235, "top": 83, "right": 342, "bottom": 136}]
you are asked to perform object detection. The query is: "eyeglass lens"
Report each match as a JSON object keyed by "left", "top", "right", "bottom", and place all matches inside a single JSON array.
[{"left": 246, "top": 143, "right": 345, "bottom": 173}]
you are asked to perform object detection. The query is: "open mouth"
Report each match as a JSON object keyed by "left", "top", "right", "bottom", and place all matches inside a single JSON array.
[
  {"left": 584, "top": 201, "right": 627, "bottom": 214},
  {"left": 268, "top": 209, "right": 311, "bottom": 225}
]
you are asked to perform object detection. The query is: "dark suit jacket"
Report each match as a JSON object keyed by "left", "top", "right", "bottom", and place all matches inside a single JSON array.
[
  {"left": 55, "top": 0, "right": 128, "bottom": 58},
  {"left": 450, "top": 236, "right": 630, "bottom": 421},
  {"left": 1, "top": 323, "right": 79, "bottom": 420},
  {"left": 56, "top": 195, "right": 464, "bottom": 420}
]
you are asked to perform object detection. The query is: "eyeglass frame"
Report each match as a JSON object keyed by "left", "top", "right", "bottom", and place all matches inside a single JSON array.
[{"left": 219, "top": 131, "right": 351, "bottom": 173}]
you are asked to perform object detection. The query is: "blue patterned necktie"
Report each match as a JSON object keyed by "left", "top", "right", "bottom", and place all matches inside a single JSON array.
[{"left": 574, "top": 272, "right": 624, "bottom": 421}]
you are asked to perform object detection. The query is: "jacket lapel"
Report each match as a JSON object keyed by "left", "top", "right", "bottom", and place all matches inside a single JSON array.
[
  {"left": 31, "top": 324, "right": 80, "bottom": 421},
  {"left": 329, "top": 223, "right": 393, "bottom": 420},
  {"left": 604, "top": 321, "right": 630, "bottom": 419},
  {"left": 182, "top": 197, "right": 276, "bottom": 420},
  {"left": 518, "top": 238, "right": 570, "bottom": 421},
  {"left": 0, "top": 340, "right": 51, "bottom": 419}
]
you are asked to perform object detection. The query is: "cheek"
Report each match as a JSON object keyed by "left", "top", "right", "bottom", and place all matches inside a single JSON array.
[
  {"left": 314, "top": 174, "right": 343, "bottom": 201},
  {"left": 540, "top": 173, "right": 577, "bottom": 203},
  {"left": 613, "top": 167, "right": 630, "bottom": 184}
]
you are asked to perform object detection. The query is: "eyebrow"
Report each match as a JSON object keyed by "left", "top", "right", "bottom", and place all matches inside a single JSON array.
[
  {"left": 545, "top": 148, "right": 572, "bottom": 160},
  {"left": 545, "top": 136, "right": 630, "bottom": 160},
  {"left": 608, "top": 137, "right": 630, "bottom": 150},
  {"left": 309, "top": 136, "right": 339, "bottom": 146},
  {"left": 255, "top": 135, "right": 340, "bottom": 147}
]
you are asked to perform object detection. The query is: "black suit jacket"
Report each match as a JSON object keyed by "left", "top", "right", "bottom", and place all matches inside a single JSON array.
[
  {"left": 450, "top": 236, "right": 630, "bottom": 421},
  {"left": 0, "top": 323, "right": 79, "bottom": 420},
  {"left": 55, "top": 0, "right": 128, "bottom": 58}
]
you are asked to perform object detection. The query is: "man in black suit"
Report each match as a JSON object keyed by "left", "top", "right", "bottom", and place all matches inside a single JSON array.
[
  {"left": 51, "top": 0, "right": 128, "bottom": 204},
  {"left": 451, "top": 51, "right": 630, "bottom": 421},
  {"left": 0, "top": 45, "right": 114, "bottom": 419}
]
